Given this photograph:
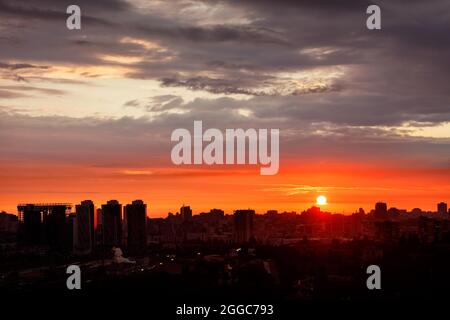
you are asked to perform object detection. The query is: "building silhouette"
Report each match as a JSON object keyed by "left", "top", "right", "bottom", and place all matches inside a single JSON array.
[
  {"left": 124, "top": 200, "right": 147, "bottom": 255},
  {"left": 18, "top": 204, "right": 42, "bottom": 245},
  {"left": 96, "top": 208, "right": 103, "bottom": 246},
  {"left": 374, "top": 202, "right": 388, "bottom": 219},
  {"left": 101, "top": 200, "right": 122, "bottom": 247},
  {"left": 45, "top": 204, "right": 69, "bottom": 252},
  {"left": 180, "top": 205, "right": 192, "bottom": 221},
  {"left": 75, "top": 200, "right": 95, "bottom": 254},
  {"left": 66, "top": 213, "right": 76, "bottom": 253},
  {"left": 209, "top": 208, "right": 225, "bottom": 217},
  {"left": 17, "top": 203, "right": 71, "bottom": 249},
  {"left": 437, "top": 202, "right": 448, "bottom": 215},
  {"left": 0, "top": 211, "right": 18, "bottom": 234},
  {"left": 233, "top": 209, "right": 255, "bottom": 243}
]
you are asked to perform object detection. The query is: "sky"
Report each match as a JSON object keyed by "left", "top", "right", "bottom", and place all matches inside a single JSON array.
[{"left": 0, "top": 0, "right": 449, "bottom": 216}]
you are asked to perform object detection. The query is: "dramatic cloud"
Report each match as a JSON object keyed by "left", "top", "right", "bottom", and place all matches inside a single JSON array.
[{"left": 0, "top": 0, "right": 448, "bottom": 101}]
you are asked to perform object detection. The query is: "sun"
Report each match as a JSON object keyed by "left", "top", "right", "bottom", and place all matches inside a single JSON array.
[{"left": 316, "top": 195, "right": 327, "bottom": 205}]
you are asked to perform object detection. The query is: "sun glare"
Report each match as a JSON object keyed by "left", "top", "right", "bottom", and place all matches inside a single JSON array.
[{"left": 316, "top": 195, "right": 327, "bottom": 205}]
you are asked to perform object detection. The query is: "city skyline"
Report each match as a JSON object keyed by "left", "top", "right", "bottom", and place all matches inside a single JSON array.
[
  {"left": 6, "top": 198, "right": 450, "bottom": 258},
  {"left": 3, "top": 195, "right": 450, "bottom": 301},
  {"left": 8, "top": 198, "right": 450, "bottom": 218}
]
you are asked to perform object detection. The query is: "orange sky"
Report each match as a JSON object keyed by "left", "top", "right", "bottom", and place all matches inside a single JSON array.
[{"left": 1, "top": 159, "right": 448, "bottom": 217}]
